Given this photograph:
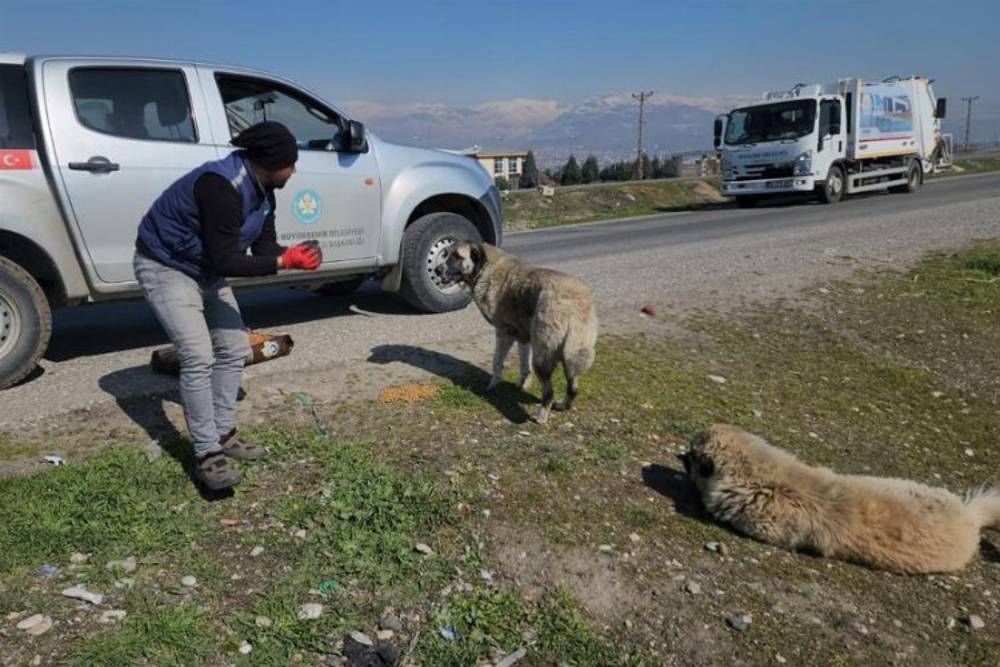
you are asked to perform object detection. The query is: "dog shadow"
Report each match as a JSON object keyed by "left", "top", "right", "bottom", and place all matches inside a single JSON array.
[
  {"left": 641, "top": 463, "right": 715, "bottom": 523},
  {"left": 982, "top": 536, "right": 1000, "bottom": 565},
  {"left": 98, "top": 366, "right": 235, "bottom": 501},
  {"left": 367, "top": 344, "right": 537, "bottom": 423}
]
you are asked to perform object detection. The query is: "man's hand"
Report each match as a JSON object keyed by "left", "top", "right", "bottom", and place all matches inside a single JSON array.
[{"left": 280, "top": 242, "right": 322, "bottom": 271}]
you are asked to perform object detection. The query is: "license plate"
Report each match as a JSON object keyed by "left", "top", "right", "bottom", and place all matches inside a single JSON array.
[{"left": 767, "top": 179, "right": 793, "bottom": 189}]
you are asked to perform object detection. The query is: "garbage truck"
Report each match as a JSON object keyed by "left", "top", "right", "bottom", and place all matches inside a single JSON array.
[{"left": 713, "top": 76, "right": 951, "bottom": 207}]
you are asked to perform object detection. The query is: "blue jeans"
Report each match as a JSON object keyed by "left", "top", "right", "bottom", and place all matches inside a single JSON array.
[{"left": 134, "top": 253, "right": 250, "bottom": 457}]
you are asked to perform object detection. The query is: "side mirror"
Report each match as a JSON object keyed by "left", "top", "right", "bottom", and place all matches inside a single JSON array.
[
  {"left": 344, "top": 120, "right": 367, "bottom": 153},
  {"left": 713, "top": 116, "right": 724, "bottom": 150},
  {"left": 935, "top": 98, "right": 947, "bottom": 119}
]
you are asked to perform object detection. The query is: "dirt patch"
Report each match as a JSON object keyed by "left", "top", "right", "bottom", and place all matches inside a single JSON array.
[
  {"left": 491, "top": 524, "right": 645, "bottom": 623},
  {"left": 693, "top": 180, "right": 727, "bottom": 202}
]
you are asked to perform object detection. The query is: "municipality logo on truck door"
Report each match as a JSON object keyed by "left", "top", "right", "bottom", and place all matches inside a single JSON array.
[{"left": 292, "top": 189, "right": 323, "bottom": 224}]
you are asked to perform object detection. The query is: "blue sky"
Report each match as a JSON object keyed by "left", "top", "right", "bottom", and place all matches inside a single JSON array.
[{"left": 2, "top": 0, "right": 998, "bottom": 128}]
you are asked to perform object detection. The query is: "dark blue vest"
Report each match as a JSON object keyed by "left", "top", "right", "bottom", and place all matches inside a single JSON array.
[{"left": 137, "top": 151, "right": 271, "bottom": 280}]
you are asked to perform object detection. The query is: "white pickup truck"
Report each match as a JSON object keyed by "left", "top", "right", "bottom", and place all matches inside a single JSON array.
[{"left": 0, "top": 53, "right": 503, "bottom": 389}]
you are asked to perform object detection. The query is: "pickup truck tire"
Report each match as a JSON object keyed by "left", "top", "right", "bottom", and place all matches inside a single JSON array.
[
  {"left": 818, "top": 165, "right": 844, "bottom": 204},
  {"left": 889, "top": 161, "right": 922, "bottom": 194},
  {"left": 316, "top": 276, "right": 367, "bottom": 297},
  {"left": 398, "top": 212, "right": 482, "bottom": 312},
  {"left": 735, "top": 196, "right": 759, "bottom": 209},
  {"left": 0, "top": 257, "right": 51, "bottom": 390}
]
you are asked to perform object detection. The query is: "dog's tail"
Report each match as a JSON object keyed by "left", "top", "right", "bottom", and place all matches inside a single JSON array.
[{"left": 964, "top": 486, "right": 1000, "bottom": 530}]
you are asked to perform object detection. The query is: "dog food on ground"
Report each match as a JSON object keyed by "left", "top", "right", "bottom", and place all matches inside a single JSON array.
[{"left": 378, "top": 384, "right": 439, "bottom": 403}]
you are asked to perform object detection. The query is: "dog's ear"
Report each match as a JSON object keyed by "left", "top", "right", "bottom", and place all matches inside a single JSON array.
[
  {"left": 470, "top": 242, "right": 485, "bottom": 266},
  {"left": 677, "top": 452, "right": 691, "bottom": 474}
]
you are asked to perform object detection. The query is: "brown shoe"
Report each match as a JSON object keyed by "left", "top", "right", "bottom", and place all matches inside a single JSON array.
[
  {"left": 219, "top": 429, "right": 266, "bottom": 460},
  {"left": 196, "top": 452, "right": 242, "bottom": 490}
]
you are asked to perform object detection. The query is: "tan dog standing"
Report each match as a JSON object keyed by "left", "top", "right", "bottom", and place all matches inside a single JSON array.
[
  {"left": 437, "top": 242, "right": 597, "bottom": 423},
  {"left": 682, "top": 424, "right": 1000, "bottom": 573}
]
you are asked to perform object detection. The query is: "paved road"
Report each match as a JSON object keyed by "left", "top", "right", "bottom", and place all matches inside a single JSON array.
[{"left": 3, "top": 173, "right": 999, "bottom": 429}]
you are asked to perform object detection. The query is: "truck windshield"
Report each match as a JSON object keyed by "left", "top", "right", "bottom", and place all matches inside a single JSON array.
[{"left": 725, "top": 100, "right": 816, "bottom": 145}]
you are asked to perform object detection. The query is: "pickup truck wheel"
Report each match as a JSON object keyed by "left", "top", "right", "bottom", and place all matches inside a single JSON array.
[
  {"left": 889, "top": 162, "right": 922, "bottom": 194},
  {"left": 398, "top": 212, "right": 482, "bottom": 312},
  {"left": 818, "top": 165, "right": 844, "bottom": 204},
  {"left": 0, "top": 257, "right": 51, "bottom": 390},
  {"left": 316, "top": 276, "right": 366, "bottom": 297}
]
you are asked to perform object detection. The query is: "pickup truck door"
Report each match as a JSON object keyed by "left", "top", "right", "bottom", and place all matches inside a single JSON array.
[
  {"left": 197, "top": 67, "right": 381, "bottom": 267},
  {"left": 41, "top": 59, "right": 218, "bottom": 285}
]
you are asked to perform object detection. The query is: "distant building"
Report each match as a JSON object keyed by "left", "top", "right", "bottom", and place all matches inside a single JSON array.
[
  {"left": 475, "top": 150, "right": 530, "bottom": 188},
  {"left": 673, "top": 152, "right": 721, "bottom": 178}
]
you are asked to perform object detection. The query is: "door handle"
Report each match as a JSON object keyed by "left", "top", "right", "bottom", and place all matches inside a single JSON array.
[{"left": 68, "top": 156, "right": 120, "bottom": 173}]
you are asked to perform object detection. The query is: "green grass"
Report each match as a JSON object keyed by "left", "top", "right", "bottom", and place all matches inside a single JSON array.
[
  {"left": 436, "top": 382, "right": 485, "bottom": 408},
  {"left": 3, "top": 241, "right": 1000, "bottom": 665},
  {"left": 427, "top": 244, "right": 1000, "bottom": 488},
  {"left": 411, "top": 240, "right": 1000, "bottom": 665},
  {"left": 958, "top": 241, "right": 1000, "bottom": 276},
  {"left": 221, "top": 429, "right": 451, "bottom": 665},
  {"left": 933, "top": 153, "right": 1000, "bottom": 177},
  {"left": 72, "top": 600, "right": 212, "bottom": 667},
  {"left": 270, "top": 435, "right": 449, "bottom": 587},
  {"left": 417, "top": 588, "right": 646, "bottom": 666},
  {"left": 0, "top": 446, "right": 209, "bottom": 574},
  {"left": 503, "top": 179, "right": 724, "bottom": 230},
  {"left": 823, "top": 242, "right": 1000, "bottom": 408},
  {"left": 0, "top": 430, "right": 457, "bottom": 664},
  {"left": 0, "top": 431, "right": 40, "bottom": 460},
  {"left": 216, "top": 429, "right": 454, "bottom": 661}
]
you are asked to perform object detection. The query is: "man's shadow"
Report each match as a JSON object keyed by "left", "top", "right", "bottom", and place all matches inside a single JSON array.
[
  {"left": 98, "top": 365, "right": 236, "bottom": 500},
  {"left": 641, "top": 462, "right": 714, "bottom": 523},
  {"left": 367, "top": 344, "right": 537, "bottom": 423}
]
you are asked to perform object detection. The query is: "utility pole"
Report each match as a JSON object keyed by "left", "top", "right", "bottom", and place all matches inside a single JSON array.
[
  {"left": 632, "top": 90, "right": 653, "bottom": 179},
  {"left": 960, "top": 96, "right": 979, "bottom": 152}
]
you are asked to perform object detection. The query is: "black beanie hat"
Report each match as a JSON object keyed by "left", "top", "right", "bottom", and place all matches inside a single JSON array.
[{"left": 232, "top": 121, "right": 298, "bottom": 170}]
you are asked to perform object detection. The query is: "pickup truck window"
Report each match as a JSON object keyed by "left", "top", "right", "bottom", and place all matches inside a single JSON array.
[
  {"left": 68, "top": 68, "right": 197, "bottom": 143},
  {"left": 0, "top": 65, "right": 35, "bottom": 149},
  {"left": 216, "top": 75, "right": 342, "bottom": 151}
]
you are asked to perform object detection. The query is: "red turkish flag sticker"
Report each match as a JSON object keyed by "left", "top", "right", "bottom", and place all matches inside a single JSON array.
[{"left": 0, "top": 150, "right": 35, "bottom": 170}]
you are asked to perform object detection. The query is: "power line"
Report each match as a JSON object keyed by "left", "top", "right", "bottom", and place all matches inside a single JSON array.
[
  {"left": 960, "top": 96, "right": 979, "bottom": 152},
  {"left": 632, "top": 91, "right": 653, "bottom": 179}
]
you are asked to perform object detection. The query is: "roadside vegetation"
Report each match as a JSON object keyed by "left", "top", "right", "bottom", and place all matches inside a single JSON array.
[
  {"left": 2, "top": 242, "right": 999, "bottom": 665},
  {"left": 502, "top": 153, "right": 1000, "bottom": 231}
]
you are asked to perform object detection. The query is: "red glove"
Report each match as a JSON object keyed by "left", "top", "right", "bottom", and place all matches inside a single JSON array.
[{"left": 281, "top": 243, "right": 322, "bottom": 271}]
